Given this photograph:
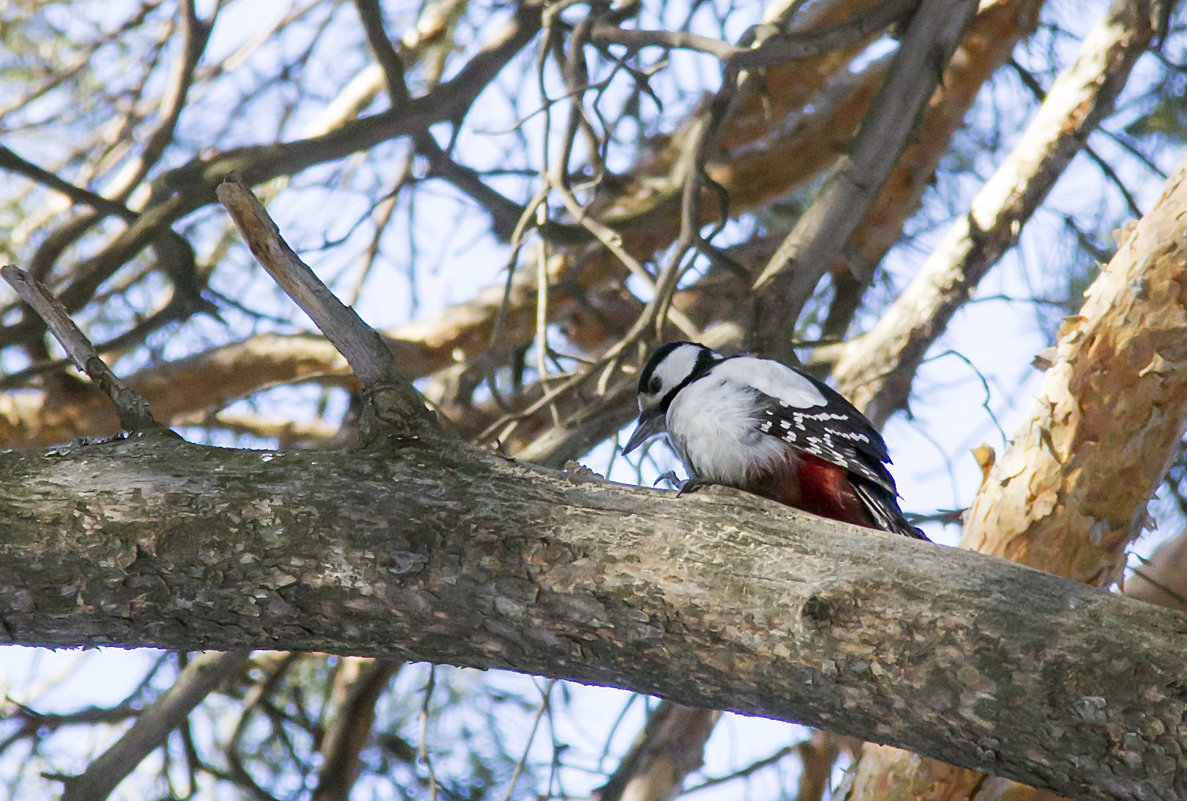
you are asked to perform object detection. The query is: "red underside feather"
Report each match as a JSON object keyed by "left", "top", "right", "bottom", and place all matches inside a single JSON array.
[{"left": 746, "top": 452, "right": 879, "bottom": 530}]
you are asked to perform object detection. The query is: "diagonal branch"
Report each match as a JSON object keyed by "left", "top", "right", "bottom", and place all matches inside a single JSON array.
[
  {"left": 747, "top": 0, "right": 978, "bottom": 361},
  {"left": 351, "top": 0, "right": 411, "bottom": 107},
  {"left": 585, "top": 0, "right": 916, "bottom": 67},
  {"left": 0, "top": 266, "right": 163, "bottom": 434},
  {"left": 596, "top": 701, "right": 719, "bottom": 801},
  {"left": 216, "top": 174, "right": 437, "bottom": 436},
  {"left": 830, "top": 0, "right": 1166, "bottom": 428},
  {"left": 2, "top": 437, "right": 1187, "bottom": 801},
  {"left": 312, "top": 658, "right": 402, "bottom": 801},
  {"left": 59, "top": 650, "right": 250, "bottom": 801}
]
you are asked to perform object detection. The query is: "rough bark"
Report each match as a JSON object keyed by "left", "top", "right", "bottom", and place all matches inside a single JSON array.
[
  {"left": 842, "top": 531, "right": 1187, "bottom": 801},
  {"left": 0, "top": 438, "right": 1186, "bottom": 801}
]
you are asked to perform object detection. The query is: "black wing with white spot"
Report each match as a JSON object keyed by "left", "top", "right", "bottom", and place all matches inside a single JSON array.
[{"left": 749, "top": 371, "right": 897, "bottom": 494}]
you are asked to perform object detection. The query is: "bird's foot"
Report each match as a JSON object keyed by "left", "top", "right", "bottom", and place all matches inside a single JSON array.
[
  {"left": 675, "top": 476, "right": 719, "bottom": 497},
  {"left": 653, "top": 472, "right": 724, "bottom": 496}
]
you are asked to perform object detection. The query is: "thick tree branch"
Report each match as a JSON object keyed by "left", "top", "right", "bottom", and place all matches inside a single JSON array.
[
  {"left": 0, "top": 439, "right": 1185, "bottom": 801},
  {"left": 963, "top": 129, "right": 1187, "bottom": 583}
]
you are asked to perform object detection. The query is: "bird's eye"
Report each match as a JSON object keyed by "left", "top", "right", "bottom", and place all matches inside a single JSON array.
[{"left": 647, "top": 375, "right": 661, "bottom": 395}]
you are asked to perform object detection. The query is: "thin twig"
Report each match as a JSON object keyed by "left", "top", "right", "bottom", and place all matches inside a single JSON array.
[
  {"left": 680, "top": 744, "right": 798, "bottom": 795},
  {"left": 418, "top": 667, "right": 439, "bottom": 801},
  {"left": 501, "top": 679, "right": 555, "bottom": 801},
  {"left": 228, "top": 653, "right": 299, "bottom": 801},
  {"left": 1, "top": 265, "right": 163, "bottom": 434},
  {"left": 585, "top": 0, "right": 916, "bottom": 68}
]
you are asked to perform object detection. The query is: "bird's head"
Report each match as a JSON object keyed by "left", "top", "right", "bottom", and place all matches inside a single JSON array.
[{"left": 623, "top": 341, "right": 721, "bottom": 454}]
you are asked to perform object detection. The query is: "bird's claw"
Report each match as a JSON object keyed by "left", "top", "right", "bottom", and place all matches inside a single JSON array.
[
  {"left": 653, "top": 470, "right": 683, "bottom": 489},
  {"left": 652, "top": 471, "right": 715, "bottom": 495},
  {"left": 675, "top": 477, "right": 717, "bottom": 496}
]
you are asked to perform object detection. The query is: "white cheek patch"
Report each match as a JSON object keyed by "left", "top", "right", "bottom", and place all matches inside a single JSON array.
[{"left": 650, "top": 344, "right": 707, "bottom": 394}]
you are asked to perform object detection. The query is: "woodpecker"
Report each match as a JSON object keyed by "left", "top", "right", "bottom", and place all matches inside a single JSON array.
[{"left": 623, "top": 341, "right": 926, "bottom": 539}]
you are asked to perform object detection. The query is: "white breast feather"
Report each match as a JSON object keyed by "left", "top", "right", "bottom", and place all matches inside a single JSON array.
[{"left": 665, "top": 373, "right": 789, "bottom": 484}]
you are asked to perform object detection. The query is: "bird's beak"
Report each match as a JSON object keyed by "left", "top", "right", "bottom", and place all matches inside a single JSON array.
[{"left": 623, "top": 407, "right": 665, "bottom": 454}]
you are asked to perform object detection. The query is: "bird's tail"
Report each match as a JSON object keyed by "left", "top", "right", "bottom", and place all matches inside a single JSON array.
[{"left": 853, "top": 480, "right": 929, "bottom": 540}]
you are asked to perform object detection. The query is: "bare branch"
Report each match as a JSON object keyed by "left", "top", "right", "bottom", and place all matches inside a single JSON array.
[
  {"left": 59, "top": 651, "right": 249, "bottom": 801},
  {"left": 5, "top": 439, "right": 1187, "bottom": 801},
  {"left": 351, "top": 0, "right": 411, "bottom": 107},
  {"left": 597, "top": 701, "right": 718, "bottom": 801},
  {"left": 832, "top": 0, "right": 1164, "bottom": 427},
  {"left": 733, "top": 0, "right": 915, "bottom": 68},
  {"left": 1128, "top": 532, "right": 1187, "bottom": 611},
  {"left": 216, "top": 173, "right": 437, "bottom": 436},
  {"left": 748, "top": 0, "right": 978, "bottom": 361},
  {"left": 101, "top": 0, "right": 214, "bottom": 202},
  {"left": 0, "top": 265, "right": 163, "bottom": 434},
  {"left": 312, "top": 658, "right": 401, "bottom": 801},
  {"left": 0, "top": 0, "right": 546, "bottom": 350},
  {"left": 587, "top": 0, "right": 915, "bottom": 68}
]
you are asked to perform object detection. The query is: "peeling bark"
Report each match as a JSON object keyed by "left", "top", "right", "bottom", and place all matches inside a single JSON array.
[{"left": 962, "top": 148, "right": 1187, "bottom": 584}]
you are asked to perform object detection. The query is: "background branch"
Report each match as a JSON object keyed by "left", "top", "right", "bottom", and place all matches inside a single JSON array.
[{"left": 59, "top": 651, "right": 249, "bottom": 801}]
